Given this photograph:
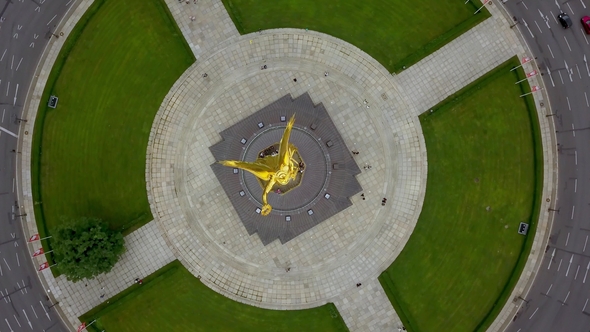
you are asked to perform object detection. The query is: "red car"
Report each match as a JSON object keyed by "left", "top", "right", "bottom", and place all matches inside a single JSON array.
[{"left": 582, "top": 16, "right": 590, "bottom": 34}]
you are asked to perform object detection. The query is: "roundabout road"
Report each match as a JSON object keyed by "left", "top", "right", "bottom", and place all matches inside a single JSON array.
[
  {"left": 503, "top": 0, "right": 590, "bottom": 331},
  {"left": 0, "top": 0, "right": 581, "bottom": 331},
  {"left": 0, "top": 0, "right": 70, "bottom": 331}
]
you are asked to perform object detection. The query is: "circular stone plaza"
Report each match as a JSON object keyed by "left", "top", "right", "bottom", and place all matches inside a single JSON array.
[
  {"left": 20, "top": 0, "right": 555, "bottom": 331},
  {"left": 146, "top": 28, "right": 425, "bottom": 309}
]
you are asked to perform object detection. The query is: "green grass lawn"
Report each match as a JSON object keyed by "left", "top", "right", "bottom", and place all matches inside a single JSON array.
[
  {"left": 379, "top": 58, "right": 543, "bottom": 332},
  {"left": 32, "top": 0, "right": 195, "bottom": 247},
  {"left": 80, "top": 261, "right": 349, "bottom": 332},
  {"left": 222, "top": 0, "right": 489, "bottom": 72}
]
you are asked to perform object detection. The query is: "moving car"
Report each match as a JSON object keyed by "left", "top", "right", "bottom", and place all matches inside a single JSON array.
[
  {"left": 558, "top": 12, "right": 573, "bottom": 28},
  {"left": 582, "top": 16, "right": 590, "bottom": 34}
]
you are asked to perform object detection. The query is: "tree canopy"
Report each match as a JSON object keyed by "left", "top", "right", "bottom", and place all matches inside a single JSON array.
[{"left": 53, "top": 217, "right": 125, "bottom": 282}]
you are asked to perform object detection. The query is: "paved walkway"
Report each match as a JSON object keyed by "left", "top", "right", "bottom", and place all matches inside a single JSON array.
[
  {"left": 165, "top": 0, "right": 239, "bottom": 59},
  {"left": 40, "top": 222, "right": 175, "bottom": 328},
  {"left": 396, "top": 9, "right": 523, "bottom": 115},
  {"left": 16, "top": 0, "right": 557, "bottom": 331}
]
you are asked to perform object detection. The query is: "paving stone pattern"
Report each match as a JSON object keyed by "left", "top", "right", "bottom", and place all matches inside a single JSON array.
[
  {"left": 16, "top": 0, "right": 558, "bottom": 331},
  {"left": 146, "top": 30, "right": 427, "bottom": 315}
]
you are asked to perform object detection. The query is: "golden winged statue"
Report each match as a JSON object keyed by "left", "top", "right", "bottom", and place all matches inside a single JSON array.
[{"left": 219, "top": 115, "right": 304, "bottom": 216}]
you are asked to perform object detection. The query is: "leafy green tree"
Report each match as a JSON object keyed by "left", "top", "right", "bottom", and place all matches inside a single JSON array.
[{"left": 53, "top": 217, "right": 125, "bottom": 282}]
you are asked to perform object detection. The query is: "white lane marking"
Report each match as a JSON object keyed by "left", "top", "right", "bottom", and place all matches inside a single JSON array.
[
  {"left": 0, "top": 290, "right": 6, "bottom": 303},
  {"left": 13, "top": 83, "right": 18, "bottom": 106},
  {"left": 555, "top": 0, "right": 561, "bottom": 9},
  {"left": 583, "top": 30, "right": 589, "bottom": 44},
  {"left": 576, "top": 64, "right": 582, "bottom": 78},
  {"left": 548, "top": 248, "right": 556, "bottom": 269},
  {"left": 558, "top": 70, "right": 564, "bottom": 84},
  {"left": 10, "top": 55, "right": 13, "bottom": 69},
  {"left": 522, "top": 1, "right": 529, "bottom": 9},
  {"left": 22, "top": 309, "right": 31, "bottom": 330},
  {"left": 584, "top": 235, "right": 588, "bottom": 252},
  {"left": 584, "top": 299, "right": 589, "bottom": 312},
  {"left": 568, "top": 2, "right": 575, "bottom": 14},
  {"left": 572, "top": 123, "right": 576, "bottom": 137},
  {"left": 0, "top": 49, "right": 6, "bottom": 61},
  {"left": 529, "top": 307, "right": 539, "bottom": 319},
  {"left": 15, "top": 253, "right": 19, "bottom": 267},
  {"left": 547, "top": 283, "right": 553, "bottom": 295},
  {"left": 535, "top": 20, "right": 543, "bottom": 33},
  {"left": 558, "top": 258, "right": 563, "bottom": 271},
  {"left": 0, "top": 126, "right": 18, "bottom": 138},
  {"left": 547, "top": 68, "right": 555, "bottom": 87},
  {"left": 565, "top": 61, "right": 573, "bottom": 81},
  {"left": 566, "top": 254, "right": 573, "bottom": 276},
  {"left": 2, "top": 108, "right": 5, "bottom": 122},
  {"left": 582, "top": 0, "right": 587, "bottom": 9},
  {"left": 575, "top": 150, "right": 578, "bottom": 165},
  {"left": 13, "top": 315, "right": 21, "bottom": 327},
  {"left": 567, "top": 96, "right": 571, "bottom": 110},
  {"left": 66, "top": 0, "right": 73, "bottom": 6},
  {"left": 575, "top": 265, "right": 580, "bottom": 279},
  {"left": 575, "top": 178, "right": 578, "bottom": 192},
  {"left": 566, "top": 232, "right": 571, "bottom": 246},
  {"left": 0, "top": 262, "right": 2, "bottom": 276},
  {"left": 15, "top": 57, "right": 22, "bottom": 72},
  {"left": 5, "top": 318, "right": 13, "bottom": 331},
  {"left": 586, "top": 92, "right": 589, "bottom": 107},
  {"left": 6, "top": 81, "right": 10, "bottom": 96},
  {"left": 21, "top": 279, "right": 27, "bottom": 294},
  {"left": 563, "top": 291, "right": 570, "bottom": 305},
  {"left": 565, "top": 36, "right": 572, "bottom": 51},
  {"left": 30, "top": 305, "right": 38, "bottom": 319},
  {"left": 585, "top": 262, "right": 590, "bottom": 283},
  {"left": 46, "top": 14, "right": 57, "bottom": 26},
  {"left": 523, "top": 19, "right": 535, "bottom": 38},
  {"left": 551, "top": 11, "right": 558, "bottom": 23},
  {"left": 39, "top": 301, "right": 51, "bottom": 321},
  {"left": 571, "top": 205, "right": 575, "bottom": 219},
  {"left": 3, "top": 258, "right": 11, "bottom": 271}
]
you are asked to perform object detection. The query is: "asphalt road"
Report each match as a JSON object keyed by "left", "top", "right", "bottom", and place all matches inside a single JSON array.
[
  {"left": 0, "top": 0, "right": 587, "bottom": 332},
  {"left": 501, "top": 0, "right": 590, "bottom": 331},
  {"left": 0, "top": 0, "right": 71, "bottom": 331}
]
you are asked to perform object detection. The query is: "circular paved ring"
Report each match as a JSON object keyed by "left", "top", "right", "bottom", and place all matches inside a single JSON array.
[{"left": 146, "top": 29, "right": 427, "bottom": 309}]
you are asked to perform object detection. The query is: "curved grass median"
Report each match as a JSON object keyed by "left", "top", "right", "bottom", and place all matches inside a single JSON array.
[
  {"left": 32, "top": 0, "right": 195, "bottom": 251},
  {"left": 80, "top": 261, "right": 349, "bottom": 332},
  {"left": 221, "top": 0, "right": 489, "bottom": 72},
  {"left": 379, "top": 58, "right": 543, "bottom": 332}
]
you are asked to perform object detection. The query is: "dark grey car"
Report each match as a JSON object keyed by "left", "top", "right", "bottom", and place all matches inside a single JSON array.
[{"left": 558, "top": 12, "right": 573, "bottom": 28}]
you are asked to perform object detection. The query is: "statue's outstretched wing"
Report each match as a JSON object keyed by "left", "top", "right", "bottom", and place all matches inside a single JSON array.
[
  {"left": 278, "top": 115, "right": 295, "bottom": 167},
  {"left": 219, "top": 160, "right": 274, "bottom": 180}
]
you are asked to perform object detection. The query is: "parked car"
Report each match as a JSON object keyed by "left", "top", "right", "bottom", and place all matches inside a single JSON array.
[
  {"left": 582, "top": 16, "right": 590, "bottom": 34},
  {"left": 558, "top": 12, "right": 573, "bottom": 28}
]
